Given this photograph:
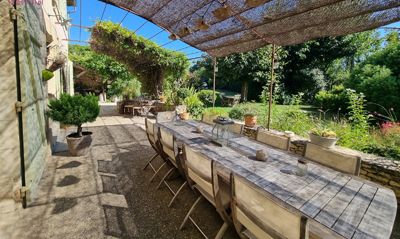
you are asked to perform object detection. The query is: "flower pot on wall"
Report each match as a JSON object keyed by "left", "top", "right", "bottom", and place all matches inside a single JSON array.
[
  {"left": 244, "top": 114, "right": 257, "bottom": 127},
  {"left": 66, "top": 132, "right": 93, "bottom": 156},
  {"left": 309, "top": 133, "right": 338, "bottom": 148}
]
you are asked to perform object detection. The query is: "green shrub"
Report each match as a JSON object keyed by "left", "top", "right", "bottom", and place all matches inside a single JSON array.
[
  {"left": 196, "top": 90, "right": 222, "bottom": 107},
  {"left": 184, "top": 94, "right": 204, "bottom": 119},
  {"left": 314, "top": 85, "right": 349, "bottom": 111},
  {"left": 42, "top": 69, "right": 54, "bottom": 81},
  {"left": 177, "top": 87, "right": 194, "bottom": 104},
  {"left": 229, "top": 103, "right": 258, "bottom": 120},
  {"left": 271, "top": 108, "right": 314, "bottom": 136},
  {"left": 47, "top": 94, "right": 100, "bottom": 136},
  {"left": 363, "top": 144, "right": 400, "bottom": 160},
  {"left": 347, "top": 64, "right": 399, "bottom": 118}
]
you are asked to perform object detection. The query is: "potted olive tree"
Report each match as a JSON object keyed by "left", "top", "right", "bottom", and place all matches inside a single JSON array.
[
  {"left": 309, "top": 128, "right": 338, "bottom": 148},
  {"left": 48, "top": 94, "right": 100, "bottom": 156}
]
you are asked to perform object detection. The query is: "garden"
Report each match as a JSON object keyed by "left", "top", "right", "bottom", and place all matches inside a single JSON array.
[{"left": 70, "top": 21, "right": 399, "bottom": 161}]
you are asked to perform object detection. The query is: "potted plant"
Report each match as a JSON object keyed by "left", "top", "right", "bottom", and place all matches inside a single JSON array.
[
  {"left": 244, "top": 107, "right": 257, "bottom": 127},
  {"left": 42, "top": 69, "right": 54, "bottom": 81},
  {"left": 47, "top": 94, "right": 100, "bottom": 156},
  {"left": 309, "top": 128, "right": 338, "bottom": 148}
]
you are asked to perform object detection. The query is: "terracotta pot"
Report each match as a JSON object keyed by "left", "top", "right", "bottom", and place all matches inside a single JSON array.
[
  {"left": 179, "top": 112, "right": 190, "bottom": 120},
  {"left": 66, "top": 132, "right": 93, "bottom": 156},
  {"left": 309, "top": 133, "right": 338, "bottom": 148},
  {"left": 244, "top": 115, "right": 257, "bottom": 127}
]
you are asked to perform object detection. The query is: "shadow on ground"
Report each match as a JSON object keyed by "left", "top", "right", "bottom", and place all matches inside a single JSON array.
[
  {"left": 92, "top": 123, "right": 240, "bottom": 238},
  {"left": 1, "top": 110, "right": 398, "bottom": 238}
]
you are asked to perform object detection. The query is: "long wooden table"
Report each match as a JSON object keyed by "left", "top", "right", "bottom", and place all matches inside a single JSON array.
[{"left": 157, "top": 120, "right": 398, "bottom": 239}]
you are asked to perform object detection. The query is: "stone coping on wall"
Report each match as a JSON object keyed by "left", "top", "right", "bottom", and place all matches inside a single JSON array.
[{"left": 242, "top": 124, "right": 400, "bottom": 203}]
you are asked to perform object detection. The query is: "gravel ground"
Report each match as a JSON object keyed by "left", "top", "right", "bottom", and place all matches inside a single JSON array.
[{"left": 94, "top": 123, "right": 240, "bottom": 238}]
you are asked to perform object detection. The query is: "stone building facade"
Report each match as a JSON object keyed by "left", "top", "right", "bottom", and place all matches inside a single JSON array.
[{"left": 0, "top": 0, "right": 74, "bottom": 212}]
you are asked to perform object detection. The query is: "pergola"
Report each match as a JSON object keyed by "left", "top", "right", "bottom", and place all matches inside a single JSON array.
[
  {"left": 99, "top": 0, "right": 399, "bottom": 57},
  {"left": 98, "top": 0, "right": 399, "bottom": 127}
]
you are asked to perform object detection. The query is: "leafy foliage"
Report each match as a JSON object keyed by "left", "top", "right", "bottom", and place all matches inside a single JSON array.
[
  {"left": 183, "top": 94, "right": 204, "bottom": 119},
  {"left": 229, "top": 103, "right": 259, "bottom": 119},
  {"left": 47, "top": 94, "right": 99, "bottom": 135},
  {"left": 90, "top": 21, "right": 189, "bottom": 96},
  {"left": 315, "top": 85, "right": 349, "bottom": 112},
  {"left": 197, "top": 89, "right": 222, "bottom": 107},
  {"left": 42, "top": 69, "right": 54, "bottom": 81},
  {"left": 69, "top": 45, "right": 140, "bottom": 98},
  {"left": 191, "top": 46, "right": 285, "bottom": 101},
  {"left": 203, "top": 107, "right": 229, "bottom": 118}
]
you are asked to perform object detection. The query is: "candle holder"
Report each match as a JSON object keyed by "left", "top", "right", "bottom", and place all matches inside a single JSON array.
[{"left": 211, "top": 117, "right": 234, "bottom": 146}]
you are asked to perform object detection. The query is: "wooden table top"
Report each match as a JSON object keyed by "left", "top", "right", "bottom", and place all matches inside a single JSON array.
[{"left": 157, "top": 120, "right": 398, "bottom": 239}]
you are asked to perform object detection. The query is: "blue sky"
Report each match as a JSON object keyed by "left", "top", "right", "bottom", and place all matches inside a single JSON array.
[
  {"left": 67, "top": 0, "right": 203, "bottom": 60},
  {"left": 67, "top": 0, "right": 399, "bottom": 61}
]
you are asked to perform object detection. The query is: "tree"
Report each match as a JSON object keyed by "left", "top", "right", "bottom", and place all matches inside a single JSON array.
[
  {"left": 48, "top": 94, "right": 100, "bottom": 136},
  {"left": 69, "top": 45, "right": 139, "bottom": 101},
  {"left": 191, "top": 46, "right": 285, "bottom": 101},
  {"left": 90, "top": 21, "right": 189, "bottom": 96},
  {"left": 281, "top": 36, "right": 358, "bottom": 99},
  {"left": 346, "top": 32, "right": 400, "bottom": 116}
]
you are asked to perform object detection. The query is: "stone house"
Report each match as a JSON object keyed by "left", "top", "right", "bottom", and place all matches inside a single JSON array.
[{"left": 0, "top": 0, "right": 74, "bottom": 212}]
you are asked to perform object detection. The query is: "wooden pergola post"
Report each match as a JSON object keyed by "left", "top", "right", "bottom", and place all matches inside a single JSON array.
[
  {"left": 267, "top": 44, "right": 276, "bottom": 131},
  {"left": 213, "top": 57, "right": 217, "bottom": 108}
]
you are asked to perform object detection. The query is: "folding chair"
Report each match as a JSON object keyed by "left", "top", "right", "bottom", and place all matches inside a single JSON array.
[
  {"left": 256, "top": 128, "right": 290, "bottom": 151},
  {"left": 201, "top": 114, "right": 218, "bottom": 125},
  {"left": 231, "top": 174, "right": 309, "bottom": 239},
  {"left": 158, "top": 127, "right": 188, "bottom": 207},
  {"left": 180, "top": 144, "right": 230, "bottom": 239},
  {"left": 305, "top": 143, "right": 361, "bottom": 176},
  {"left": 230, "top": 122, "right": 244, "bottom": 135},
  {"left": 143, "top": 118, "right": 168, "bottom": 183},
  {"left": 146, "top": 111, "right": 175, "bottom": 183}
]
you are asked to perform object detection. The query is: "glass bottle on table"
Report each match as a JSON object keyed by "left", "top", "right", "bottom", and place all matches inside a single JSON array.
[{"left": 296, "top": 159, "right": 308, "bottom": 176}]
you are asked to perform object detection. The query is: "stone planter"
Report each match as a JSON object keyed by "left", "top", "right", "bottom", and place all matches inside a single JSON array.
[
  {"left": 244, "top": 114, "right": 257, "bottom": 127},
  {"left": 66, "top": 132, "right": 93, "bottom": 156},
  {"left": 309, "top": 133, "right": 338, "bottom": 148}
]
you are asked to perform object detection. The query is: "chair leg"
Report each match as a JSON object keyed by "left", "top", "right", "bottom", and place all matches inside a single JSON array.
[
  {"left": 215, "top": 222, "right": 229, "bottom": 239},
  {"left": 180, "top": 195, "right": 202, "bottom": 230},
  {"left": 157, "top": 167, "right": 175, "bottom": 189},
  {"left": 149, "top": 161, "right": 166, "bottom": 183},
  {"left": 143, "top": 153, "right": 158, "bottom": 170},
  {"left": 168, "top": 181, "right": 188, "bottom": 207},
  {"left": 189, "top": 217, "right": 208, "bottom": 239}
]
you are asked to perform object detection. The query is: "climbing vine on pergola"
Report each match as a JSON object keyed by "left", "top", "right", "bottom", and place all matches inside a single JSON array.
[{"left": 90, "top": 21, "right": 189, "bottom": 96}]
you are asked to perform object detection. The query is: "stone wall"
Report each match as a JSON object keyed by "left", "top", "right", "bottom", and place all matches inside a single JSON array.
[
  {"left": 0, "top": 0, "right": 49, "bottom": 211},
  {"left": 242, "top": 125, "right": 400, "bottom": 203},
  {"left": 0, "top": 0, "right": 21, "bottom": 212}
]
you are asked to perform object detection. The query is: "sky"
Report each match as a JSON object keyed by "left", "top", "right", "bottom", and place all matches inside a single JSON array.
[
  {"left": 67, "top": 0, "right": 400, "bottom": 62},
  {"left": 67, "top": 0, "right": 203, "bottom": 60}
]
